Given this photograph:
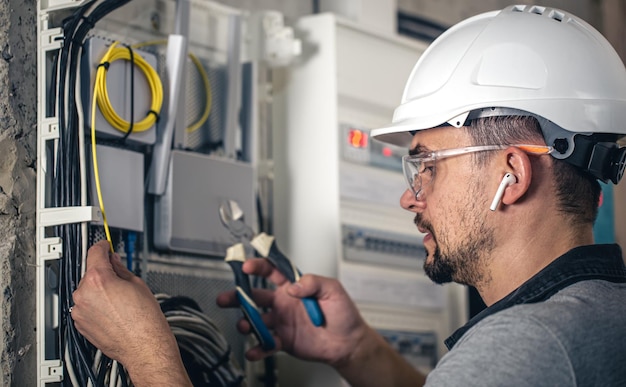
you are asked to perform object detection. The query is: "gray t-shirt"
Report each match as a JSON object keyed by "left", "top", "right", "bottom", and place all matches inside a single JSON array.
[{"left": 426, "top": 280, "right": 626, "bottom": 386}]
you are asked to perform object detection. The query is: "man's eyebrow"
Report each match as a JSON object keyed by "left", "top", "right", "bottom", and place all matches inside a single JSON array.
[{"left": 409, "top": 144, "right": 430, "bottom": 156}]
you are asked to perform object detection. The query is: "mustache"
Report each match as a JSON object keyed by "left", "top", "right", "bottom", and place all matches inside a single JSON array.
[{"left": 414, "top": 214, "right": 434, "bottom": 235}]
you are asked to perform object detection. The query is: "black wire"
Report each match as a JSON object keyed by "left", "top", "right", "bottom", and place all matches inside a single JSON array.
[
  {"left": 312, "top": 0, "right": 320, "bottom": 14},
  {"left": 119, "top": 363, "right": 129, "bottom": 387},
  {"left": 67, "top": 317, "right": 98, "bottom": 384},
  {"left": 64, "top": 224, "right": 94, "bottom": 386},
  {"left": 47, "top": 50, "right": 59, "bottom": 117},
  {"left": 96, "top": 356, "right": 111, "bottom": 385},
  {"left": 54, "top": 1, "right": 133, "bottom": 386},
  {"left": 120, "top": 44, "right": 135, "bottom": 143}
]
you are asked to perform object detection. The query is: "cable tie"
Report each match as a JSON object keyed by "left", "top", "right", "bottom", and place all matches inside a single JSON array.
[
  {"left": 123, "top": 44, "right": 135, "bottom": 141},
  {"left": 147, "top": 110, "right": 160, "bottom": 122},
  {"left": 80, "top": 16, "right": 95, "bottom": 29},
  {"left": 97, "top": 61, "right": 110, "bottom": 71}
]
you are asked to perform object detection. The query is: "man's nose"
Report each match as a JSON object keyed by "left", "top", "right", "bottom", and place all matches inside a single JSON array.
[{"left": 400, "top": 188, "right": 426, "bottom": 212}]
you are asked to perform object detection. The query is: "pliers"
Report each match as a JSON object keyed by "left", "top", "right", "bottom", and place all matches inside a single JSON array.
[{"left": 219, "top": 200, "right": 325, "bottom": 350}]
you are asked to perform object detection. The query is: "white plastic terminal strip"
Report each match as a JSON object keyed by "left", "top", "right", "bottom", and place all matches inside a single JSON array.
[
  {"left": 40, "top": 27, "right": 63, "bottom": 50},
  {"left": 40, "top": 360, "right": 63, "bottom": 383},
  {"left": 40, "top": 0, "right": 86, "bottom": 13},
  {"left": 39, "top": 206, "right": 102, "bottom": 227},
  {"left": 40, "top": 237, "right": 63, "bottom": 261},
  {"left": 40, "top": 118, "right": 59, "bottom": 141}
]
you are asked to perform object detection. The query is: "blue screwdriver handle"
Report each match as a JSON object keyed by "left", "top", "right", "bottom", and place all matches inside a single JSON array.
[{"left": 251, "top": 233, "right": 325, "bottom": 327}]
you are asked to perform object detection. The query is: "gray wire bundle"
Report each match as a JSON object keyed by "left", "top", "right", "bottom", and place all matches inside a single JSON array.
[{"left": 156, "top": 293, "right": 246, "bottom": 386}]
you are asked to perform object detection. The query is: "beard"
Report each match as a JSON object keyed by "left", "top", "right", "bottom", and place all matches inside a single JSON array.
[{"left": 416, "top": 212, "right": 495, "bottom": 287}]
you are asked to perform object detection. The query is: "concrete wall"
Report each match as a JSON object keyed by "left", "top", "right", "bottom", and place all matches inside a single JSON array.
[
  {"left": 0, "top": 0, "right": 38, "bottom": 385},
  {"left": 1, "top": 0, "right": 622, "bottom": 384}
]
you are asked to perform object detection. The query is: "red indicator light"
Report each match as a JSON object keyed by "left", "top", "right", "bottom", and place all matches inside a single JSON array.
[
  {"left": 348, "top": 129, "right": 368, "bottom": 148},
  {"left": 382, "top": 147, "right": 393, "bottom": 157}
]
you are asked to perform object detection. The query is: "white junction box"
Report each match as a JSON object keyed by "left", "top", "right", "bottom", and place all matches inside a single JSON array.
[
  {"left": 153, "top": 150, "right": 257, "bottom": 257},
  {"left": 87, "top": 144, "right": 145, "bottom": 232}
]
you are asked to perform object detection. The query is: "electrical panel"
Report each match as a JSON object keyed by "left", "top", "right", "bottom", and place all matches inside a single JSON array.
[{"left": 35, "top": 0, "right": 265, "bottom": 385}]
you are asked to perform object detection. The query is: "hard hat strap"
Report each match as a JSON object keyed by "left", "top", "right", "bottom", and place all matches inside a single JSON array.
[{"left": 561, "top": 135, "right": 626, "bottom": 184}]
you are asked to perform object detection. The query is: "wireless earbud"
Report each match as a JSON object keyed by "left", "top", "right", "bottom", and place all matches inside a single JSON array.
[{"left": 490, "top": 173, "right": 517, "bottom": 211}]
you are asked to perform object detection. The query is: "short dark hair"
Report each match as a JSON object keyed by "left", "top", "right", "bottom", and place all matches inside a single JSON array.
[{"left": 464, "top": 115, "right": 601, "bottom": 225}]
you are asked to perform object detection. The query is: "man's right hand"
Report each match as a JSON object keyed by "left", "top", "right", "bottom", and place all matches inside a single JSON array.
[
  {"left": 71, "top": 240, "right": 192, "bottom": 386},
  {"left": 216, "top": 257, "right": 427, "bottom": 387},
  {"left": 216, "top": 257, "right": 369, "bottom": 367}
]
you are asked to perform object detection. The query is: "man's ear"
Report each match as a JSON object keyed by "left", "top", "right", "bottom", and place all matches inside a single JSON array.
[{"left": 498, "top": 147, "right": 533, "bottom": 207}]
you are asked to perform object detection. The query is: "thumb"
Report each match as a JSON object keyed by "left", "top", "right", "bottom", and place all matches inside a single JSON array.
[
  {"left": 85, "top": 240, "right": 115, "bottom": 272},
  {"left": 109, "top": 253, "right": 135, "bottom": 281},
  {"left": 287, "top": 274, "right": 320, "bottom": 299}
]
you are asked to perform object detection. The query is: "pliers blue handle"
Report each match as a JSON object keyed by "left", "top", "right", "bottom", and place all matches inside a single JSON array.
[
  {"left": 251, "top": 233, "right": 325, "bottom": 327},
  {"left": 220, "top": 199, "right": 324, "bottom": 328},
  {"left": 225, "top": 244, "right": 276, "bottom": 350}
]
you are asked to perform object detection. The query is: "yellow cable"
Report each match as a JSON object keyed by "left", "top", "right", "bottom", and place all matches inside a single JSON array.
[
  {"left": 91, "top": 66, "right": 114, "bottom": 253},
  {"left": 186, "top": 51, "right": 212, "bottom": 133},
  {"left": 96, "top": 41, "right": 163, "bottom": 134},
  {"left": 131, "top": 40, "right": 212, "bottom": 133}
]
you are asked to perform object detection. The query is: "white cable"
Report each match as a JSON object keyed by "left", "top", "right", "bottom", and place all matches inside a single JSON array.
[
  {"left": 158, "top": 294, "right": 245, "bottom": 385},
  {"left": 109, "top": 360, "right": 119, "bottom": 387},
  {"left": 64, "top": 345, "right": 81, "bottom": 386}
]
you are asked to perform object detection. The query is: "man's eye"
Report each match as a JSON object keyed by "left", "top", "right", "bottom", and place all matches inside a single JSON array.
[{"left": 421, "top": 164, "right": 434, "bottom": 174}]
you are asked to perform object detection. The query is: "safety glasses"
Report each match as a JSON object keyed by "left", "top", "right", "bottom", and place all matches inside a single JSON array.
[{"left": 402, "top": 144, "right": 553, "bottom": 199}]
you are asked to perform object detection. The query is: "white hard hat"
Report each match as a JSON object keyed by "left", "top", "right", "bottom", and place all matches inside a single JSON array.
[{"left": 371, "top": 5, "right": 626, "bottom": 183}]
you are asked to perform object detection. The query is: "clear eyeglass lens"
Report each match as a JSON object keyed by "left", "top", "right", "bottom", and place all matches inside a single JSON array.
[{"left": 402, "top": 156, "right": 435, "bottom": 198}]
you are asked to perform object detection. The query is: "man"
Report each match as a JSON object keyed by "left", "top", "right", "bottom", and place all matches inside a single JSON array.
[{"left": 72, "top": 5, "right": 626, "bottom": 386}]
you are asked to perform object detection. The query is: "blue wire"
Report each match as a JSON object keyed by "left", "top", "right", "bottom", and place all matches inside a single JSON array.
[{"left": 125, "top": 231, "right": 136, "bottom": 271}]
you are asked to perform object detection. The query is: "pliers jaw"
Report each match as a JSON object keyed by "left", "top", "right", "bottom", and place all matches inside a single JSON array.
[
  {"left": 220, "top": 200, "right": 325, "bottom": 329},
  {"left": 219, "top": 200, "right": 255, "bottom": 243}
]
